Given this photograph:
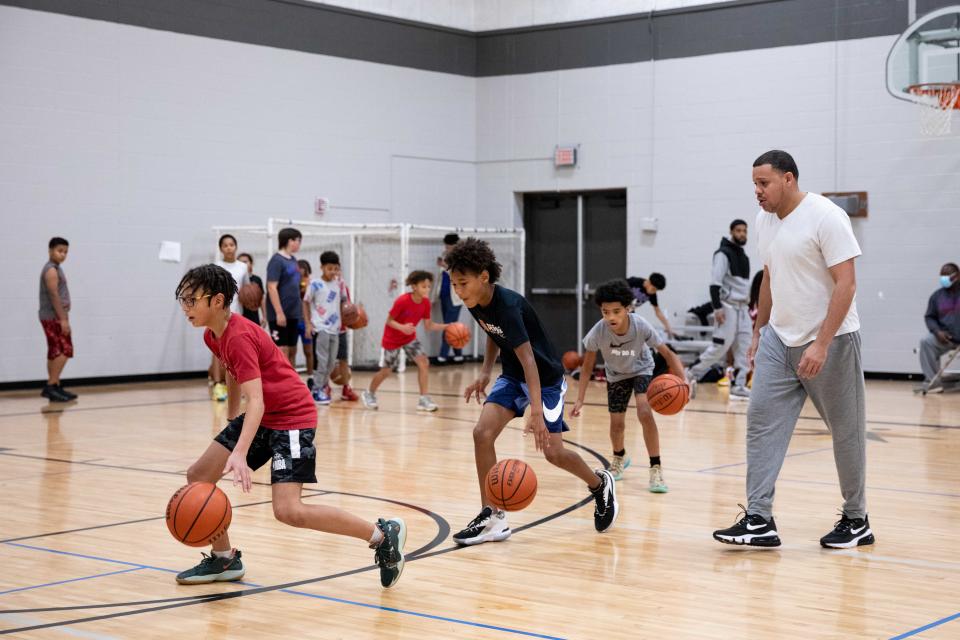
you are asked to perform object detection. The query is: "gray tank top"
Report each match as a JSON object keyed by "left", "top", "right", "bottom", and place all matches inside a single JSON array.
[{"left": 39, "top": 261, "right": 70, "bottom": 320}]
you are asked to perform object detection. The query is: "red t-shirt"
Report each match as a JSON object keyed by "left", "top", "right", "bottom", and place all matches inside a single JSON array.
[
  {"left": 381, "top": 292, "right": 431, "bottom": 349},
  {"left": 204, "top": 314, "right": 316, "bottom": 430}
]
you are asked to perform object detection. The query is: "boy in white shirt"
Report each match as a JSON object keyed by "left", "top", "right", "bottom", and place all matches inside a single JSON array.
[
  {"left": 303, "top": 251, "right": 343, "bottom": 406},
  {"left": 211, "top": 234, "right": 250, "bottom": 401},
  {"left": 713, "top": 150, "right": 872, "bottom": 551}
]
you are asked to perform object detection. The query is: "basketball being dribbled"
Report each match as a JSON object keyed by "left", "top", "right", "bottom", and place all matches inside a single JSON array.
[
  {"left": 341, "top": 302, "right": 359, "bottom": 327},
  {"left": 646, "top": 373, "right": 690, "bottom": 415},
  {"left": 166, "top": 482, "right": 232, "bottom": 547},
  {"left": 347, "top": 305, "right": 368, "bottom": 329},
  {"left": 562, "top": 350, "right": 582, "bottom": 371},
  {"left": 238, "top": 283, "right": 263, "bottom": 311},
  {"left": 330, "top": 362, "right": 351, "bottom": 385},
  {"left": 485, "top": 459, "right": 537, "bottom": 511},
  {"left": 445, "top": 322, "right": 471, "bottom": 349}
]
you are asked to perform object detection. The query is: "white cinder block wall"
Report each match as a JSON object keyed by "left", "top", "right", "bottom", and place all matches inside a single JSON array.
[
  {"left": 0, "top": 6, "right": 476, "bottom": 383},
  {"left": 476, "top": 37, "right": 960, "bottom": 374}
]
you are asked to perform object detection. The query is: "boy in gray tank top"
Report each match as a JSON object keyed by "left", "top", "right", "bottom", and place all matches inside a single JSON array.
[
  {"left": 572, "top": 279, "right": 687, "bottom": 492},
  {"left": 39, "top": 237, "right": 76, "bottom": 402}
]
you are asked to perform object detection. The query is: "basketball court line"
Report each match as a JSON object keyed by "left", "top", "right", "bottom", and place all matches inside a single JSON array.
[
  {"left": 890, "top": 612, "right": 960, "bottom": 639},
  {"left": 0, "top": 568, "right": 145, "bottom": 596},
  {"left": 691, "top": 469, "right": 960, "bottom": 499},
  {"left": 696, "top": 446, "right": 836, "bottom": 472}
]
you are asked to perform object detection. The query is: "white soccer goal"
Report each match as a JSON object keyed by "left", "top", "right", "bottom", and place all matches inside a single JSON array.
[{"left": 213, "top": 220, "right": 525, "bottom": 370}]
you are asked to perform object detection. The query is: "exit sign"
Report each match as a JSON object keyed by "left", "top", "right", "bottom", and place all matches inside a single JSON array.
[{"left": 554, "top": 145, "right": 578, "bottom": 167}]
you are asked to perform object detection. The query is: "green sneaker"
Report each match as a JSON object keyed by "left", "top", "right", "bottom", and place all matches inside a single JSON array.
[
  {"left": 609, "top": 455, "right": 632, "bottom": 481},
  {"left": 176, "top": 550, "right": 245, "bottom": 585},
  {"left": 649, "top": 465, "right": 669, "bottom": 493},
  {"left": 374, "top": 518, "right": 406, "bottom": 588}
]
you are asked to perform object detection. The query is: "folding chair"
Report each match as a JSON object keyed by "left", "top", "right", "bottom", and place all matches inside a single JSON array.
[{"left": 916, "top": 345, "right": 960, "bottom": 395}]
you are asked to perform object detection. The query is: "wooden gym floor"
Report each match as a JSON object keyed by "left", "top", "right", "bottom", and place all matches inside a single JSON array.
[{"left": 1, "top": 366, "right": 958, "bottom": 639}]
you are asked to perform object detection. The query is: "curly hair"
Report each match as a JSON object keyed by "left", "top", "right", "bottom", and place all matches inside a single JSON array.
[
  {"left": 406, "top": 270, "right": 434, "bottom": 286},
  {"left": 594, "top": 279, "right": 634, "bottom": 307},
  {"left": 444, "top": 237, "right": 502, "bottom": 284},
  {"left": 175, "top": 264, "right": 237, "bottom": 308}
]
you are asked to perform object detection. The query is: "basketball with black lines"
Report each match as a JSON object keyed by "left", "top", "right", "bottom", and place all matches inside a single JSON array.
[
  {"left": 165, "top": 482, "right": 233, "bottom": 547},
  {"left": 646, "top": 373, "right": 690, "bottom": 415},
  {"left": 485, "top": 459, "right": 537, "bottom": 512}
]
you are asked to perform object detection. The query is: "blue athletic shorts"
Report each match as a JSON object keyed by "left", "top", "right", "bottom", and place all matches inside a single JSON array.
[{"left": 485, "top": 375, "right": 569, "bottom": 433}]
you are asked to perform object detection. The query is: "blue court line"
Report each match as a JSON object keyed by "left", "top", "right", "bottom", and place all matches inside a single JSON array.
[
  {"left": 889, "top": 612, "right": 960, "bottom": 639},
  {"left": 3, "top": 542, "right": 565, "bottom": 640},
  {"left": 0, "top": 568, "right": 143, "bottom": 596},
  {"left": 697, "top": 446, "right": 835, "bottom": 472}
]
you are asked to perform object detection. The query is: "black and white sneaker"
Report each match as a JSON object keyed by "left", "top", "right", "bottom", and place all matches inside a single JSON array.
[
  {"left": 373, "top": 517, "right": 406, "bottom": 588},
  {"left": 820, "top": 513, "right": 874, "bottom": 549},
  {"left": 592, "top": 469, "right": 619, "bottom": 532},
  {"left": 452, "top": 507, "right": 511, "bottom": 546},
  {"left": 713, "top": 505, "right": 781, "bottom": 547}
]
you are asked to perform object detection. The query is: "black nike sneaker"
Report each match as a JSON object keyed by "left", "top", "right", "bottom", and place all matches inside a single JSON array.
[
  {"left": 713, "top": 505, "right": 781, "bottom": 547},
  {"left": 820, "top": 513, "right": 874, "bottom": 549},
  {"left": 592, "top": 469, "right": 619, "bottom": 532}
]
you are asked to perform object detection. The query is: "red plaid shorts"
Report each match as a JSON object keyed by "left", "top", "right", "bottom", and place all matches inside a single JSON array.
[{"left": 41, "top": 319, "right": 74, "bottom": 359}]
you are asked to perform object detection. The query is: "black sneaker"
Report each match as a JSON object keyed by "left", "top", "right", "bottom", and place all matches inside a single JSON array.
[
  {"left": 373, "top": 518, "right": 406, "bottom": 588},
  {"left": 41, "top": 385, "right": 73, "bottom": 403},
  {"left": 712, "top": 505, "right": 781, "bottom": 547},
  {"left": 56, "top": 385, "right": 77, "bottom": 400},
  {"left": 176, "top": 550, "right": 245, "bottom": 584},
  {"left": 592, "top": 469, "right": 619, "bottom": 532},
  {"left": 820, "top": 513, "right": 874, "bottom": 549},
  {"left": 452, "top": 507, "right": 511, "bottom": 546}
]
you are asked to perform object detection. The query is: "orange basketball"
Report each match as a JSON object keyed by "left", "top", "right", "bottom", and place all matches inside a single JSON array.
[
  {"left": 444, "top": 322, "right": 471, "bottom": 349},
  {"left": 349, "top": 305, "right": 368, "bottom": 329},
  {"left": 238, "top": 283, "right": 262, "bottom": 311},
  {"left": 330, "top": 362, "right": 351, "bottom": 385},
  {"left": 341, "top": 302, "right": 359, "bottom": 327},
  {"left": 485, "top": 459, "right": 537, "bottom": 511},
  {"left": 166, "top": 482, "right": 232, "bottom": 547},
  {"left": 562, "top": 350, "right": 582, "bottom": 371},
  {"left": 646, "top": 373, "right": 690, "bottom": 415}
]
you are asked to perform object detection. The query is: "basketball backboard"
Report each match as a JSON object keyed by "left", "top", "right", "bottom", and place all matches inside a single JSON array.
[{"left": 886, "top": 5, "right": 960, "bottom": 103}]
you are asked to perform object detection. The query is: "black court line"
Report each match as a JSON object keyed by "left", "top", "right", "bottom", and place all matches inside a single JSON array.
[
  {"left": 0, "top": 397, "right": 213, "bottom": 419},
  {"left": 0, "top": 435, "right": 606, "bottom": 633},
  {"left": 377, "top": 388, "right": 960, "bottom": 431}
]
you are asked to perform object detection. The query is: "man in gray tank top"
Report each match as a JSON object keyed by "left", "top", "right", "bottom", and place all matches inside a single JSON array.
[
  {"left": 39, "top": 237, "right": 76, "bottom": 402},
  {"left": 686, "top": 219, "right": 753, "bottom": 400}
]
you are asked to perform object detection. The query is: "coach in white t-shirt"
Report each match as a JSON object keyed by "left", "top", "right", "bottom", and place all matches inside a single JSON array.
[{"left": 712, "top": 150, "right": 874, "bottom": 551}]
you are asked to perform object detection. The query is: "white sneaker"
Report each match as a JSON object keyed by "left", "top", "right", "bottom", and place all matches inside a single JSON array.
[
  {"left": 729, "top": 385, "right": 750, "bottom": 401},
  {"left": 684, "top": 370, "right": 698, "bottom": 399},
  {"left": 417, "top": 395, "right": 439, "bottom": 412},
  {"left": 452, "top": 355, "right": 465, "bottom": 363},
  {"left": 361, "top": 390, "right": 379, "bottom": 410},
  {"left": 609, "top": 454, "right": 632, "bottom": 481},
  {"left": 452, "top": 507, "right": 511, "bottom": 545},
  {"left": 649, "top": 465, "right": 668, "bottom": 493}
]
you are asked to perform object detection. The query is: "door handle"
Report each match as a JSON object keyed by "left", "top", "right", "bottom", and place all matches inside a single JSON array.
[{"left": 531, "top": 287, "right": 578, "bottom": 295}]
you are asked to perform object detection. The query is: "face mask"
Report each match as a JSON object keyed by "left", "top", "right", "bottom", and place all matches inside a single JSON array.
[{"left": 941, "top": 275, "right": 956, "bottom": 288}]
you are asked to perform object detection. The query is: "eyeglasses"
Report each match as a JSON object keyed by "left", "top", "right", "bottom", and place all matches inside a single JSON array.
[{"left": 177, "top": 294, "right": 211, "bottom": 309}]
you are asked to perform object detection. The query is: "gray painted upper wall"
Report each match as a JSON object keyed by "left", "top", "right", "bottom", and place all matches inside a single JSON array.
[{"left": 6, "top": 0, "right": 958, "bottom": 77}]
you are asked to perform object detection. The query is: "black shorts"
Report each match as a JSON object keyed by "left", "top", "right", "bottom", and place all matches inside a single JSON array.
[
  {"left": 214, "top": 414, "right": 317, "bottom": 484},
  {"left": 268, "top": 321, "right": 300, "bottom": 347},
  {"left": 337, "top": 332, "right": 348, "bottom": 361},
  {"left": 606, "top": 375, "right": 652, "bottom": 413}
]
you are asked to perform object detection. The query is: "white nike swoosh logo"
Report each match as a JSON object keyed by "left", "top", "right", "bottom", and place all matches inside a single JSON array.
[
  {"left": 850, "top": 525, "right": 866, "bottom": 534},
  {"left": 746, "top": 523, "right": 767, "bottom": 531},
  {"left": 541, "top": 379, "right": 568, "bottom": 423}
]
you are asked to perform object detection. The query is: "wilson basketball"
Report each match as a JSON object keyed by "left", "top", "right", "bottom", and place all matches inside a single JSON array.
[
  {"left": 341, "top": 302, "right": 359, "bottom": 327},
  {"left": 330, "top": 362, "right": 351, "bottom": 385},
  {"left": 445, "top": 322, "right": 471, "bottom": 349},
  {"left": 646, "top": 373, "right": 690, "bottom": 415},
  {"left": 485, "top": 459, "right": 537, "bottom": 512},
  {"left": 166, "top": 482, "right": 232, "bottom": 547},
  {"left": 238, "top": 283, "right": 262, "bottom": 311},
  {"left": 562, "top": 350, "right": 582, "bottom": 371}
]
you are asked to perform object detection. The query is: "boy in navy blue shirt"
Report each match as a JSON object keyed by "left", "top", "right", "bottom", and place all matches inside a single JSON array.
[{"left": 445, "top": 238, "right": 619, "bottom": 545}]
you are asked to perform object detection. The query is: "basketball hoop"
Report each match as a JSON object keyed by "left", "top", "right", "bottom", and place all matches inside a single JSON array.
[{"left": 907, "top": 83, "right": 960, "bottom": 136}]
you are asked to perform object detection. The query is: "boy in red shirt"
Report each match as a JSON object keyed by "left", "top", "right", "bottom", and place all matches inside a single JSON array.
[
  {"left": 174, "top": 264, "right": 406, "bottom": 588},
  {"left": 361, "top": 270, "right": 449, "bottom": 412}
]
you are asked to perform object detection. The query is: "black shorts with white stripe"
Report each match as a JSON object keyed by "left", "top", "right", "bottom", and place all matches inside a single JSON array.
[{"left": 214, "top": 414, "right": 317, "bottom": 484}]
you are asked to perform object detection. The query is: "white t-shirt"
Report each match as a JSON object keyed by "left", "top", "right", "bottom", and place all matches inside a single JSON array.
[
  {"left": 755, "top": 192, "right": 861, "bottom": 347},
  {"left": 303, "top": 277, "right": 341, "bottom": 335},
  {"left": 217, "top": 260, "right": 250, "bottom": 314}
]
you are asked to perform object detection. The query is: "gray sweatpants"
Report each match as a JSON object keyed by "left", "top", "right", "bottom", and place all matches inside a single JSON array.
[
  {"left": 918, "top": 332, "right": 959, "bottom": 382},
  {"left": 746, "top": 328, "right": 866, "bottom": 519},
  {"left": 689, "top": 300, "right": 751, "bottom": 387},
  {"left": 312, "top": 331, "right": 340, "bottom": 389}
]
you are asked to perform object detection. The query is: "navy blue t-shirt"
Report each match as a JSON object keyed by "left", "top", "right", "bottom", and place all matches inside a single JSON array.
[
  {"left": 468, "top": 285, "right": 564, "bottom": 386},
  {"left": 266, "top": 253, "right": 302, "bottom": 322}
]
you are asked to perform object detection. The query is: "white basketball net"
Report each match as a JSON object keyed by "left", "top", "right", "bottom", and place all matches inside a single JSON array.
[{"left": 910, "top": 84, "right": 960, "bottom": 136}]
